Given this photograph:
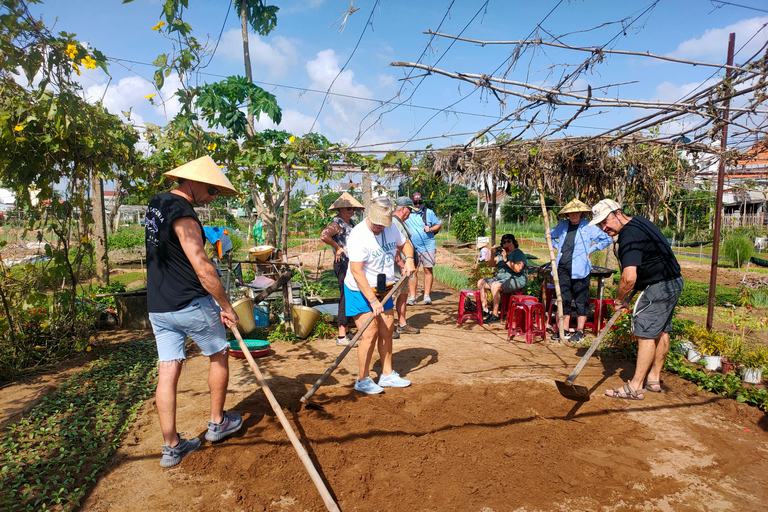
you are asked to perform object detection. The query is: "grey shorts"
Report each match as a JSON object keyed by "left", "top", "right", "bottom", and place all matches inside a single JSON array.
[
  {"left": 483, "top": 275, "right": 525, "bottom": 294},
  {"left": 632, "top": 276, "right": 684, "bottom": 339},
  {"left": 417, "top": 249, "right": 436, "bottom": 268}
]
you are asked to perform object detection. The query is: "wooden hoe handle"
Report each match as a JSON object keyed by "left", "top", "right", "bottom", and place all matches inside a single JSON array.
[{"left": 231, "top": 325, "right": 340, "bottom": 512}]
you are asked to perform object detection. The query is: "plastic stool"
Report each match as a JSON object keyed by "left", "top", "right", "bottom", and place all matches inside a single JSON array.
[
  {"left": 505, "top": 294, "right": 538, "bottom": 329},
  {"left": 457, "top": 289, "right": 483, "bottom": 326},
  {"left": 507, "top": 301, "right": 546, "bottom": 344},
  {"left": 585, "top": 298, "right": 614, "bottom": 334}
]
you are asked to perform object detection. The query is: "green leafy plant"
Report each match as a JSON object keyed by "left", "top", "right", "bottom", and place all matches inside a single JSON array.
[
  {"left": 676, "top": 281, "right": 741, "bottom": 307},
  {"left": 741, "top": 344, "right": 768, "bottom": 370},
  {"left": 107, "top": 226, "right": 145, "bottom": 250},
  {"left": 451, "top": 210, "right": 486, "bottom": 243},
  {"left": 0, "top": 340, "right": 157, "bottom": 511},
  {"left": 310, "top": 313, "right": 336, "bottom": 340}
]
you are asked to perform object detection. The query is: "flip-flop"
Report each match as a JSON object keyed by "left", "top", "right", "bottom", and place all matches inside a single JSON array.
[
  {"left": 605, "top": 382, "right": 645, "bottom": 400},
  {"left": 645, "top": 380, "right": 662, "bottom": 393}
]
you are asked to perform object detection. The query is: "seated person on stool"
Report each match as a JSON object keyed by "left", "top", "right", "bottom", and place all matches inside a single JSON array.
[
  {"left": 476, "top": 234, "right": 528, "bottom": 323},
  {"left": 549, "top": 199, "right": 613, "bottom": 342}
]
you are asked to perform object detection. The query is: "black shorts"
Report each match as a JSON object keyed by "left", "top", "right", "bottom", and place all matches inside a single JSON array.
[{"left": 558, "top": 268, "right": 589, "bottom": 316}]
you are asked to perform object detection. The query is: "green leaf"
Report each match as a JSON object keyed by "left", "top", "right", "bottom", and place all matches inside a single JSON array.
[
  {"left": 151, "top": 54, "right": 167, "bottom": 67},
  {"left": 154, "top": 68, "right": 165, "bottom": 90}
]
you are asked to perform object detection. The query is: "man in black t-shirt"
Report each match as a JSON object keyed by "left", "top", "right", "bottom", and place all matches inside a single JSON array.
[
  {"left": 590, "top": 199, "right": 684, "bottom": 401},
  {"left": 145, "top": 155, "right": 243, "bottom": 468}
]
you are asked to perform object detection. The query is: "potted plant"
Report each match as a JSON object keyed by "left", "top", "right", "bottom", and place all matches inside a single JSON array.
[
  {"left": 695, "top": 329, "right": 727, "bottom": 371},
  {"left": 740, "top": 345, "right": 767, "bottom": 384},
  {"left": 720, "top": 337, "right": 743, "bottom": 375}
]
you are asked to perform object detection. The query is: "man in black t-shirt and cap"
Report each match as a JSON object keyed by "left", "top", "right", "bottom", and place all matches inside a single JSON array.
[
  {"left": 590, "top": 199, "right": 684, "bottom": 401},
  {"left": 145, "top": 155, "right": 243, "bottom": 467}
]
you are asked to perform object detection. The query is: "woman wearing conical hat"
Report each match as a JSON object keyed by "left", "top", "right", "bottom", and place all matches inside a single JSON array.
[
  {"left": 320, "top": 192, "right": 364, "bottom": 346},
  {"left": 549, "top": 198, "right": 613, "bottom": 343}
]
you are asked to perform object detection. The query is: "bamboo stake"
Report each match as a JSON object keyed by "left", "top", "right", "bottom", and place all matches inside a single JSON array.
[
  {"left": 537, "top": 174, "right": 565, "bottom": 341},
  {"left": 230, "top": 325, "right": 340, "bottom": 512}
]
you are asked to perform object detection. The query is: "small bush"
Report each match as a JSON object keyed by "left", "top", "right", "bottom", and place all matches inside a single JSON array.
[
  {"left": 722, "top": 234, "right": 754, "bottom": 268},
  {"left": 108, "top": 226, "right": 145, "bottom": 250},
  {"left": 452, "top": 210, "right": 486, "bottom": 243},
  {"left": 433, "top": 265, "right": 470, "bottom": 290}
]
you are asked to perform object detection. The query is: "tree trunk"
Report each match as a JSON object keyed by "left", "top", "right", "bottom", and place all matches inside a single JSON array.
[
  {"left": 362, "top": 172, "right": 371, "bottom": 215},
  {"left": 107, "top": 178, "right": 123, "bottom": 233},
  {"left": 91, "top": 172, "right": 109, "bottom": 286},
  {"left": 251, "top": 185, "right": 279, "bottom": 246},
  {"left": 490, "top": 174, "right": 497, "bottom": 246},
  {"left": 240, "top": 0, "right": 255, "bottom": 137},
  {"left": 281, "top": 167, "right": 292, "bottom": 331}
]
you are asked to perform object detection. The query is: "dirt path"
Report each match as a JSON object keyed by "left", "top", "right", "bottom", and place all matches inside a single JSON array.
[{"left": 50, "top": 282, "right": 765, "bottom": 511}]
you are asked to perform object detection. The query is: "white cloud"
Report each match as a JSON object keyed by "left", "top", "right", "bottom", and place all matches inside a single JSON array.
[
  {"left": 652, "top": 79, "right": 716, "bottom": 103},
  {"left": 218, "top": 29, "right": 299, "bottom": 77},
  {"left": 253, "top": 108, "right": 317, "bottom": 135},
  {"left": 305, "top": 49, "right": 378, "bottom": 135},
  {"left": 667, "top": 16, "right": 768, "bottom": 63}
]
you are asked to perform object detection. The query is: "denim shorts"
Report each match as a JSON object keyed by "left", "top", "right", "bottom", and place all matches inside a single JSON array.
[{"left": 149, "top": 295, "right": 228, "bottom": 361}]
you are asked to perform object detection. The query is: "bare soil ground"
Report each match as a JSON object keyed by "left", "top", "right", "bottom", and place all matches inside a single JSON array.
[{"left": 2, "top": 244, "right": 768, "bottom": 511}]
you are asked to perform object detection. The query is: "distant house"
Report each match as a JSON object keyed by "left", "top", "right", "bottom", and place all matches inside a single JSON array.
[
  {"left": 469, "top": 189, "right": 507, "bottom": 221},
  {"left": 0, "top": 188, "right": 14, "bottom": 211},
  {"left": 721, "top": 141, "right": 768, "bottom": 227},
  {"left": 300, "top": 193, "right": 321, "bottom": 209},
  {"left": 333, "top": 181, "right": 360, "bottom": 193}
]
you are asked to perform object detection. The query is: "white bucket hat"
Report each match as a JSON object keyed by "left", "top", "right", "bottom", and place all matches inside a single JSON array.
[
  {"left": 164, "top": 155, "right": 238, "bottom": 196},
  {"left": 368, "top": 201, "right": 393, "bottom": 227},
  {"left": 588, "top": 198, "right": 622, "bottom": 226}
]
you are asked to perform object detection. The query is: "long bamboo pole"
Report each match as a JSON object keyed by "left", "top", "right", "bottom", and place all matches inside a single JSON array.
[
  {"left": 231, "top": 325, "right": 340, "bottom": 512},
  {"left": 537, "top": 174, "right": 565, "bottom": 341}
]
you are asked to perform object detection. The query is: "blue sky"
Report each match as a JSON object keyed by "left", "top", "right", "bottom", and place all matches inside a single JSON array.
[{"left": 27, "top": 0, "right": 768, "bottom": 157}]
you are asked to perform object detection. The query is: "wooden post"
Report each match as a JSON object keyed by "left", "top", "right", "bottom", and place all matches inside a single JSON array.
[
  {"left": 537, "top": 174, "right": 565, "bottom": 341},
  {"left": 282, "top": 167, "right": 293, "bottom": 331},
  {"left": 707, "top": 33, "right": 735, "bottom": 331}
]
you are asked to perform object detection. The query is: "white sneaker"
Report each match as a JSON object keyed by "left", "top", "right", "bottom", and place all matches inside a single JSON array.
[
  {"left": 406, "top": 296, "right": 416, "bottom": 306},
  {"left": 378, "top": 370, "right": 411, "bottom": 388},
  {"left": 354, "top": 376, "right": 384, "bottom": 394},
  {"left": 423, "top": 295, "right": 432, "bottom": 305}
]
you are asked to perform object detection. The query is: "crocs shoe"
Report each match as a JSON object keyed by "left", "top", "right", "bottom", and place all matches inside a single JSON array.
[
  {"left": 406, "top": 296, "right": 416, "bottom": 306},
  {"left": 205, "top": 411, "right": 243, "bottom": 442},
  {"left": 378, "top": 371, "right": 411, "bottom": 388},
  {"left": 423, "top": 295, "right": 432, "bottom": 305},
  {"left": 354, "top": 376, "right": 384, "bottom": 394},
  {"left": 160, "top": 435, "right": 201, "bottom": 468}
]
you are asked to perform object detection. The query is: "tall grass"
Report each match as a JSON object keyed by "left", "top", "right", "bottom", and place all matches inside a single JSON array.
[
  {"left": 749, "top": 288, "right": 768, "bottom": 308},
  {"left": 433, "top": 265, "right": 470, "bottom": 291}
]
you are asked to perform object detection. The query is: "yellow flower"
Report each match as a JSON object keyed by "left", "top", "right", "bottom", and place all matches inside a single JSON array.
[
  {"left": 207, "top": 142, "right": 217, "bottom": 151},
  {"left": 430, "top": 191, "right": 434, "bottom": 199},
  {"left": 144, "top": 93, "right": 156, "bottom": 100},
  {"left": 151, "top": 21, "right": 166, "bottom": 31},
  {"left": 82, "top": 55, "right": 97, "bottom": 69},
  {"left": 218, "top": 165, "right": 224, "bottom": 168},
  {"left": 86, "top": 346, "right": 92, "bottom": 352},
  {"left": 13, "top": 125, "right": 23, "bottom": 132},
  {"left": 71, "top": 62, "right": 81, "bottom": 75},
  {"left": 81, "top": 235, "right": 89, "bottom": 244},
  {"left": 65, "top": 44, "right": 78, "bottom": 60},
  {"left": 289, "top": 136, "right": 296, "bottom": 143}
]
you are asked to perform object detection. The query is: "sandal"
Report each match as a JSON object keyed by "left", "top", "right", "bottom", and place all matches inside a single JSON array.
[
  {"left": 605, "top": 382, "right": 645, "bottom": 401},
  {"left": 645, "top": 380, "right": 662, "bottom": 393}
]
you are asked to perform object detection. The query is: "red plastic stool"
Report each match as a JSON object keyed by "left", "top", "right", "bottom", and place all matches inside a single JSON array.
[
  {"left": 585, "top": 298, "right": 614, "bottom": 334},
  {"left": 507, "top": 301, "right": 546, "bottom": 344},
  {"left": 457, "top": 289, "right": 483, "bottom": 326},
  {"left": 505, "top": 294, "right": 538, "bottom": 329}
]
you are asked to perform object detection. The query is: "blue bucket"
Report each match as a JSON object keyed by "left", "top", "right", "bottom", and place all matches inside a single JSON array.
[{"left": 253, "top": 305, "right": 269, "bottom": 327}]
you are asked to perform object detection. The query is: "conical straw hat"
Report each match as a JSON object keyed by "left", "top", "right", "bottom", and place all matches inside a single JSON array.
[
  {"left": 559, "top": 198, "right": 591, "bottom": 215},
  {"left": 164, "top": 155, "right": 238, "bottom": 196},
  {"left": 329, "top": 191, "right": 364, "bottom": 211}
]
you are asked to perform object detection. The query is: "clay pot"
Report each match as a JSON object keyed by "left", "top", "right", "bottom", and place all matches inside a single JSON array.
[{"left": 720, "top": 358, "right": 736, "bottom": 375}]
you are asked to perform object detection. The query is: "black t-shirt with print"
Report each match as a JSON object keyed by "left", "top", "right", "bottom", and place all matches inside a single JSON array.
[
  {"left": 145, "top": 192, "right": 208, "bottom": 312},
  {"left": 617, "top": 215, "right": 681, "bottom": 290}
]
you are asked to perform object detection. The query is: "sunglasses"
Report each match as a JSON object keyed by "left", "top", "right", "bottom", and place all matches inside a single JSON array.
[
  {"left": 343, "top": 207, "right": 355, "bottom": 211},
  {"left": 413, "top": 201, "right": 423, "bottom": 205},
  {"left": 207, "top": 186, "right": 219, "bottom": 196}
]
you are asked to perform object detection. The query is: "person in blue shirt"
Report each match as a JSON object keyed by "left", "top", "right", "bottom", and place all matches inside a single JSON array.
[
  {"left": 549, "top": 198, "right": 613, "bottom": 342},
  {"left": 404, "top": 192, "right": 441, "bottom": 305}
]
